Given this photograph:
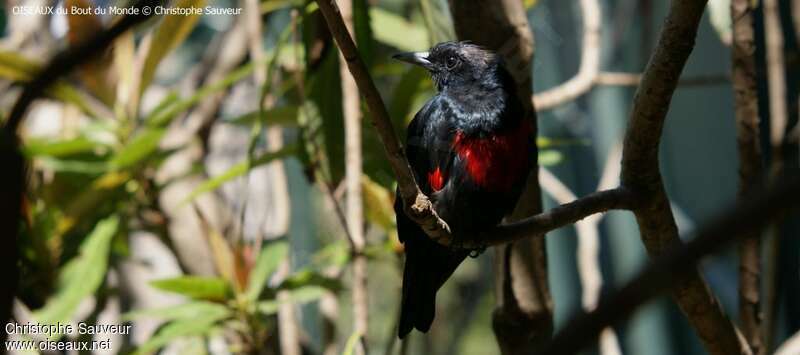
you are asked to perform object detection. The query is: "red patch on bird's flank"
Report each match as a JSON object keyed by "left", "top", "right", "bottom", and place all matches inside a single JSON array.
[
  {"left": 428, "top": 167, "right": 446, "bottom": 192},
  {"left": 453, "top": 120, "right": 530, "bottom": 191}
]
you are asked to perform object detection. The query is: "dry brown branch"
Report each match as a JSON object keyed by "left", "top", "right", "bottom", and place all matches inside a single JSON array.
[
  {"left": 595, "top": 72, "right": 729, "bottom": 87},
  {"left": 619, "top": 1, "right": 750, "bottom": 353},
  {"left": 314, "top": 0, "right": 637, "bottom": 251},
  {"left": 539, "top": 173, "right": 800, "bottom": 355},
  {"left": 337, "top": 1, "right": 368, "bottom": 353},
  {"left": 775, "top": 329, "right": 800, "bottom": 355},
  {"left": 764, "top": 0, "right": 788, "bottom": 151},
  {"left": 532, "top": 0, "right": 601, "bottom": 111},
  {"left": 539, "top": 167, "right": 621, "bottom": 355},
  {"left": 730, "top": 0, "right": 765, "bottom": 353}
]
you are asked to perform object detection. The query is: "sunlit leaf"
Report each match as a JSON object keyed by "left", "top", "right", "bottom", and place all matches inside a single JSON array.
[
  {"left": 342, "top": 331, "right": 362, "bottom": 355},
  {"left": 256, "top": 286, "right": 328, "bottom": 315},
  {"left": 23, "top": 136, "right": 97, "bottom": 157},
  {"left": 150, "top": 276, "right": 231, "bottom": 301},
  {"left": 53, "top": 172, "right": 129, "bottom": 238},
  {"left": 132, "top": 312, "right": 227, "bottom": 355},
  {"left": 122, "top": 301, "right": 230, "bottom": 322},
  {"left": 108, "top": 128, "right": 166, "bottom": 170},
  {"left": 538, "top": 150, "right": 563, "bottom": 166},
  {"left": 34, "top": 216, "right": 119, "bottom": 339},
  {"left": 362, "top": 174, "right": 396, "bottom": 240},
  {"left": 145, "top": 62, "right": 256, "bottom": 127},
  {"left": 246, "top": 241, "right": 289, "bottom": 301},
  {"left": 182, "top": 144, "right": 297, "bottom": 204},
  {"left": 0, "top": 51, "right": 98, "bottom": 117},
  {"left": 193, "top": 207, "right": 237, "bottom": 287},
  {"left": 139, "top": 0, "right": 206, "bottom": 93},
  {"left": 369, "top": 8, "right": 428, "bottom": 51}
]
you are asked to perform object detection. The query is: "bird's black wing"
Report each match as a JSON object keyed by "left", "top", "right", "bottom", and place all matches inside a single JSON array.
[{"left": 395, "top": 97, "right": 469, "bottom": 338}]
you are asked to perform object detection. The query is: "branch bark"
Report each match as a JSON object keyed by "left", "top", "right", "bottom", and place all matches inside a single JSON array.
[
  {"left": 619, "top": 1, "right": 750, "bottom": 354},
  {"left": 538, "top": 173, "right": 800, "bottom": 355},
  {"left": 731, "top": 0, "right": 765, "bottom": 353},
  {"left": 314, "top": 0, "right": 637, "bottom": 250},
  {"left": 532, "top": 0, "right": 601, "bottom": 111},
  {"left": 337, "top": 1, "right": 368, "bottom": 353}
]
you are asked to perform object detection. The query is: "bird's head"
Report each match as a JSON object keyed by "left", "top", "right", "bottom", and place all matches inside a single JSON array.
[{"left": 392, "top": 41, "right": 503, "bottom": 93}]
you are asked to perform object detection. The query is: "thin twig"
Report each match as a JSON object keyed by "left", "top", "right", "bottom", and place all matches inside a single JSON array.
[
  {"left": 337, "top": 1, "right": 369, "bottom": 353},
  {"left": 539, "top": 167, "right": 622, "bottom": 355},
  {"left": 594, "top": 72, "right": 729, "bottom": 87},
  {"left": 731, "top": 0, "right": 765, "bottom": 353},
  {"left": 532, "top": 0, "right": 601, "bottom": 110},
  {"left": 775, "top": 329, "right": 800, "bottom": 355},
  {"left": 538, "top": 173, "right": 800, "bottom": 355}
]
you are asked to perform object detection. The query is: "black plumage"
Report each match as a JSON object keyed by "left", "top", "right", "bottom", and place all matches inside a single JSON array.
[{"left": 393, "top": 42, "right": 533, "bottom": 338}]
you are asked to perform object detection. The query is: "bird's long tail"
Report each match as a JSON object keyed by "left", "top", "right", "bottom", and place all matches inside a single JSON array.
[{"left": 398, "top": 231, "right": 467, "bottom": 339}]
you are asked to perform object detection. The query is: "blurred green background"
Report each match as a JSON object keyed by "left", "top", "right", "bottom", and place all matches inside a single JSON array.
[{"left": 1, "top": 0, "right": 798, "bottom": 354}]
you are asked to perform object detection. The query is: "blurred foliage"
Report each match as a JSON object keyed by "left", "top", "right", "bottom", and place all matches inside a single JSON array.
[{"left": 3, "top": 0, "right": 573, "bottom": 354}]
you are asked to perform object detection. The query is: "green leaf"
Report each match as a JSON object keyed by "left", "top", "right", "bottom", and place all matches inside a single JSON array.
[
  {"left": 140, "top": 0, "right": 206, "bottom": 93},
  {"left": 132, "top": 312, "right": 227, "bottom": 355},
  {"left": 303, "top": 48, "right": 345, "bottom": 183},
  {"left": 23, "top": 136, "right": 98, "bottom": 157},
  {"left": 108, "top": 128, "right": 166, "bottom": 170},
  {"left": 0, "top": 51, "right": 98, "bottom": 117},
  {"left": 182, "top": 144, "right": 297, "bottom": 204},
  {"left": 37, "top": 157, "right": 108, "bottom": 174},
  {"left": 34, "top": 216, "right": 119, "bottom": 339},
  {"left": 145, "top": 62, "right": 257, "bottom": 127},
  {"left": 342, "top": 331, "right": 362, "bottom": 355},
  {"left": 369, "top": 8, "right": 428, "bottom": 51},
  {"left": 150, "top": 276, "right": 231, "bottom": 301},
  {"left": 122, "top": 301, "right": 230, "bottom": 322},
  {"left": 538, "top": 150, "right": 563, "bottom": 167},
  {"left": 246, "top": 241, "right": 289, "bottom": 301},
  {"left": 256, "top": 286, "right": 328, "bottom": 315},
  {"left": 279, "top": 269, "right": 342, "bottom": 292},
  {"left": 362, "top": 174, "right": 396, "bottom": 239}
]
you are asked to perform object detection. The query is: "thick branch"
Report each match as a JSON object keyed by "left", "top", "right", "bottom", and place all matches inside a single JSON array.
[
  {"left": 620, "top": 1, "right": 751, "bottom": 354},
  {"left": 537, "top": 173, "right": 800, "bottom": 355},
  {"left": 731, "top": 0, "right": 765, "bottom": 353}
]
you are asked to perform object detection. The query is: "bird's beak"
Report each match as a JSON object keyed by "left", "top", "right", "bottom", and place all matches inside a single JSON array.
[{"left": 392, "top": 51, "right": 432, "bottom": 69}]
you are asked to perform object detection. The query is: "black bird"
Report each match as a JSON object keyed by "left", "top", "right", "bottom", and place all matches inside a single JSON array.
[{"left": 392, "top": 42, "right": 532, "bottom": 338}]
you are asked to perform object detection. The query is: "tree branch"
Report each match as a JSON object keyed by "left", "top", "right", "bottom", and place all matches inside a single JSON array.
[
  {"left": 537, "top": 173, "right": 800, "bottom": 355},
  {"left": 619, "top": 1, "right": 750, "bottom": 353},
  {"left": 731, "top": 0, "right": 765, "bottom": 352},
  {"left": 314, "top": 0, "right": 638, "bottom": 251},
  {"left": 532, "top": 0, "right": 601, "bottom": 111}
]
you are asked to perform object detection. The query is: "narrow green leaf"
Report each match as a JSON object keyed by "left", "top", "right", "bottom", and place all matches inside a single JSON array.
[
  {"left": 34, "top": 216, "right": 119, "bottom": 339},
  {"left": 140, "top": 0, "right": 206, "bottom": 92},
  {"left": 150, "top": 276, "right": 231, "bottom": 301},
  {"left": 368, "top": 8, "right": 428, "bottom": 51},
  {"left": 342, "top": 331, "right": 362, "bottom": 355},
  {"left": 256, "top": 286, "right": 328, "bottom": 315},
  {"left": 37, "top": 157, "right": 108, "bottom": 174},
  {"left": 182, "top": 144, "right": 297, "bottom": 204},
  {"left": 132, "top": 313, "right": 226, "bottom": 355},
  {"left": 419, "top": 0, "right": 455, "bottom": 44},
  {"left": 146, "top": 62, "right": 257, "bottom": 127},
  {"left": 23, "top": 136, "right": 97, "bottom": 157},
  {"left": 246, "top": 241, "right": 289, "bottom": 301},
  {"left": 108, "top": 128, "right": 166, "bottom": 170},
  {"left": 538, "top": 150, "right": 563, "bottom": 167},
  {"left": 122, "top": 301, "right": 230, "bottom": 322}
]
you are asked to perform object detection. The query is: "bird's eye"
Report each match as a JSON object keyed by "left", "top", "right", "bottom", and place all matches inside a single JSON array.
[{"left": 445, "top": 56, "right": 459, "bottom": 69}]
